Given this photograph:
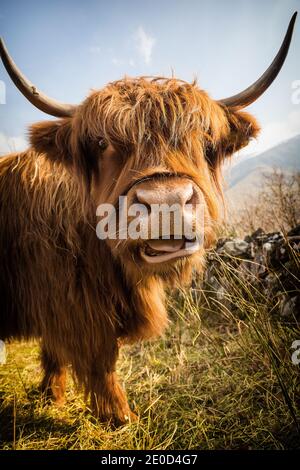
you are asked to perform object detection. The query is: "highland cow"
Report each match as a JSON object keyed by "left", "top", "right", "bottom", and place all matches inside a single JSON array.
[{"left": 0, "top": 14, "right": 297, "bottom": 424}]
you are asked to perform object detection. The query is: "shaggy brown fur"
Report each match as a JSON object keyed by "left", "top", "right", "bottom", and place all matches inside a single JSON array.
[{"left": 0, "top": 77, "right": 260, "bottom": 423}]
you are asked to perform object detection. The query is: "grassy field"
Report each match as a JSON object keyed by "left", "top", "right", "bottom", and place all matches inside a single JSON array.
[{"left": 1, "top": 258, "right": 299, "bottom": 451}]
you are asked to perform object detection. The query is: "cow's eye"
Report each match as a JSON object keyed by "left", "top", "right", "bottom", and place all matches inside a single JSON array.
[{"left": 98, "top": 138, "right": 108, "bottom": 151}]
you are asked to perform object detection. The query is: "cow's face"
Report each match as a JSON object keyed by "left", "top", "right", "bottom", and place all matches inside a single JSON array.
[{"left": 30, "top": 78, "right": 259, "bottom": 278}]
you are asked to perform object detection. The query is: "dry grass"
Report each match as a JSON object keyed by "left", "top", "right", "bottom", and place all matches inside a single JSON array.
[{"left": 1, "top": 259, "right": 299, "bottom": 450}]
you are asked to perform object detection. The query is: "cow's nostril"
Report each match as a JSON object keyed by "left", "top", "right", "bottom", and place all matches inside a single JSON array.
[
  {"left": 185, "top": 192, "right": 194, "bottom": 206},
  {"left": 134, "top": 193, "right": 151, "bottom": 213},
  {"left": 142, "top": 202, "right": 151, "bottom": 214},
  {"left": 183, "top": 185, "right": 194, "bottom": 206}
]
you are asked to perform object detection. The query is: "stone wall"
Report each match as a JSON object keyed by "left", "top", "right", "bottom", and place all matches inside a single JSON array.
[{"left": 201, "top": 225, "right": 300, "bottom": 319}]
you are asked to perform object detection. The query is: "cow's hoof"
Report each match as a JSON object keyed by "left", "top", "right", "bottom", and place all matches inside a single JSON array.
[
  {"left": 124, "top": 410, "right": 139, "bottom": 423},
  {"left": 40, "top": 382, "right": 66, "bottom": 407},
  {"left": 100, "top": 410, "right": 138, "bottom": 427},
  {"left": 112, "top": 410, "right": 139, "bottom": 427}
]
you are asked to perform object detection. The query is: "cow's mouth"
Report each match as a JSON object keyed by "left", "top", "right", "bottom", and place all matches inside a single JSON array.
[{"left": 140, "top": 237, "right": 200, "bottom": 264}]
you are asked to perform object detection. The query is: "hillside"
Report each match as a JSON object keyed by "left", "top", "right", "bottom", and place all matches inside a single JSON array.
[{"left": 225, "top": 134, "right": 300, "bottom": 208}]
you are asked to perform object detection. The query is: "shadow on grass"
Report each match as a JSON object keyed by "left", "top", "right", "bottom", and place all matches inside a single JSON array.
[{"left": 0, "top": 387, "right": 79, "bottom": 449}]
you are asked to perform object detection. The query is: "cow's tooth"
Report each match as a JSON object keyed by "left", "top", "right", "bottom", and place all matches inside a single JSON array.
[{"left": 185, "top": 239, "right": 200, "bottom": 252}]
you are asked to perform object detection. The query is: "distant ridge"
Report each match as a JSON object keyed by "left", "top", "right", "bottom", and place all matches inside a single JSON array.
[{"left": 225, "top": 134, "right": 300, "bottom": 207}]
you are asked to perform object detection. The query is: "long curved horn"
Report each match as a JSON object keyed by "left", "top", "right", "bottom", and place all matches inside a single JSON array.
[
  {"left": 0, "top": 38, "right": 77, "bottom": 117},
  {"left": 219, "top": 12, "right": 297, "bottom": 109}
]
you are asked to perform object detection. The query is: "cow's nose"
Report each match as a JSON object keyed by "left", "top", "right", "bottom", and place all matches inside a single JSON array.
[{"left": 135, "top": 182, "right": 194, "bottom": 208}]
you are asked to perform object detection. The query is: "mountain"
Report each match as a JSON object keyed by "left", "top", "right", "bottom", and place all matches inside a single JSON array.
[{"left": 225, "top": 134, "right": 300, "bottom": 208}]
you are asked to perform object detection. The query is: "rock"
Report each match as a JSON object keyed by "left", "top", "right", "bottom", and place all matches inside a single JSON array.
[
  {"left": 218, "top": 239, "right": 250, "bottom": 258},
  {"left": 279, "top": 295, "right": 300, "bottom": 318},
  {"left": 266, "top": 231, "right": 283, "bottom": 241},
  {"left": 201, "top": 225, "right": 300, "bottom": 320},
  {"left": 268, "top": 239, "right": 289, "bottom": 268},
  {"left": 263, "top": 242, "right": 273, "bottom": 254},
  {"left": 264, "top": 272, "right": 280, "bottom": 294},
  {"left": 248, "top": 228, "right": 265, "bottom": 240},
  {"left": 216, "top": 237, "right": 232, "bottom": 250}
]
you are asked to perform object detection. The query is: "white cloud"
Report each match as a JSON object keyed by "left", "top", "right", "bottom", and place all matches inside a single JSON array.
[
  {"left": 89, "top": 45, "right": 102, "bottom": 54},
  {"left": 0, "top": 133, "right": 27, "bottom": 155},
  {"left": 111, "top": 57, "right": 135, "bottom": 68},
  {"left": 135, "top": 26, "right": 155, "bottom": 65},
  {"left": 240, "top": 110, "right": 300, "bottom": 156},
  {"left": 111, "top": 57, "right": 124, "bottom": 66}
]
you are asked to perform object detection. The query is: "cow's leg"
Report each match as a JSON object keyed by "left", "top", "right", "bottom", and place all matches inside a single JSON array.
[
  {"left": 89, "top": 342, "right": 137, "bottom": 425},
  {"left": 40, "top": 346, "right": 67, "bottom": 406},
  {"left": 90, "top": 370, "right": 137, "bottom": 425}
]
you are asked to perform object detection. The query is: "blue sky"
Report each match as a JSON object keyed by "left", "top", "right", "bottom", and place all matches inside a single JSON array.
[{"left": 0, "top": 0, "right": 299, "bottom": 155}]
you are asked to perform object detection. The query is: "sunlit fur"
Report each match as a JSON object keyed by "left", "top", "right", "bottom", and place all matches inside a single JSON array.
[{"left": 0, "top": 77, "right": 260, "bottom": 423}]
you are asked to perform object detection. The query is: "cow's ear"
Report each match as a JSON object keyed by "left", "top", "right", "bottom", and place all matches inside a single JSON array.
[
  {"left": 30, "top": 118, "right": 98, "bottom": 201},
  {"left": 29, "top": 118, "right": 73, "bottom": 165},
  {"left": 221, "top": 110, "right": 260, "bottom": 156},
  {"left": 205, "top": 110, "right": 260, "bottom": 169}
]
